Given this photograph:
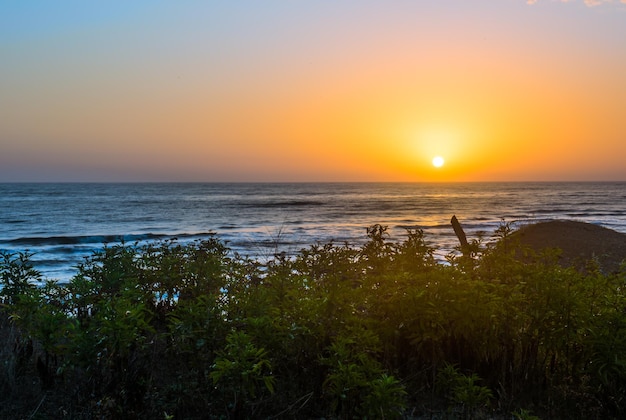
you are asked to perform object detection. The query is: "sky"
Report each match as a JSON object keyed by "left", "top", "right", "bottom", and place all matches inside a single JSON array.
[{"left": 1, "top": 1, "right": 625, "bottom": 182}]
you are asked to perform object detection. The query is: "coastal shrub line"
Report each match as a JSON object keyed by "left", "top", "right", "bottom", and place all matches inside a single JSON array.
[{"left": 1, "top": 224, "right": 625, "bottom": 418}]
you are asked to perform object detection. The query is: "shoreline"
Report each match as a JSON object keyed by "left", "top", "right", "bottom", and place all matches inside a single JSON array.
[{"left": 9, "top": 218, "right": 626, "bottom": 283}]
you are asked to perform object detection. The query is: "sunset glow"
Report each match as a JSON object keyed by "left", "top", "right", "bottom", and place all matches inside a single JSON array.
[{"left": 1, "top": 1, "right": 625, "bottom": 182}]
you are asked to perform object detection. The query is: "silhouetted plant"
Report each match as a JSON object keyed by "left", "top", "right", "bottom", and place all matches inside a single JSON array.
[
  {"left": 512, "top": 408, "right": 541, "bottom": 420},
  {"left": 0, "top": 251, "right": 40, "bottom": 305},
  {"left": 436, "top": 363, "right": 493, "bottom": 418},
  {"left": 361, "top": 373, "right": 407, "bottom": 419},
  {"left": 321, "top": 332, "right": 376, "bottom": 417},
  {"left": 3, "top": 225, "right": 626, "bottom": 418},
  {"left": 210, "top": 330, "right": 275, "bottom": 416}
]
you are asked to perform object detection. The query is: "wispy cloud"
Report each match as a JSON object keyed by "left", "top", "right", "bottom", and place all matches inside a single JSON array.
[
  {"left": 528, "top": 0, "right": 626, "bottom": 6},
  {"left": 589, "top": 0, "right": 626, "bottom": 6}
]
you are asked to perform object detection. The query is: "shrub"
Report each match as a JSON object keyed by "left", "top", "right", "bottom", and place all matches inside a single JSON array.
[{"left": 2, "top": 225, "right": 626, "bottom": 418}]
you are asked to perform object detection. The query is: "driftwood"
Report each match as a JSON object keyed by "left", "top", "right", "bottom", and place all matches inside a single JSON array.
[{"left": 451, "top": 215, "right": 469, "bottom": 255}]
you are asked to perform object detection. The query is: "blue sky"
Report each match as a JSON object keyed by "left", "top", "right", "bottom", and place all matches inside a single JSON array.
[{"left": 2, "top": 1, "right": 625, "bottom": 182}]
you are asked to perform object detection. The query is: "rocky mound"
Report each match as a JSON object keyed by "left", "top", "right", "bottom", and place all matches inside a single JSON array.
[{"left": 512, "top": 220, "right": 626, "bottom": 273}]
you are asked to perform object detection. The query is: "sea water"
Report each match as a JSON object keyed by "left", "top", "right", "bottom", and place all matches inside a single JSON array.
[{"left": 1, "top": 182, "right": 625, "bottom": 282}]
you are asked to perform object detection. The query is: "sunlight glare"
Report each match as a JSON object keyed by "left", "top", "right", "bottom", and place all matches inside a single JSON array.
[{"left": 432, "top": 156, "right": 445, "bottom": 168}]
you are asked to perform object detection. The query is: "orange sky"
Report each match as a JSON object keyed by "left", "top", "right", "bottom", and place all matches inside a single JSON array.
[{"left": 1, "top": 1, "right": 625, "bottom": 182}]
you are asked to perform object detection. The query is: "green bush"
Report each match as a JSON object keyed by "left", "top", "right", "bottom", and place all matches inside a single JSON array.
[{"left": 1, "top": 226, "right": 626, "bottom": 418}]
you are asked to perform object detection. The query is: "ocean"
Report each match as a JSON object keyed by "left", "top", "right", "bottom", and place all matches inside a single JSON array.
[{"left": 1, "top": 182, "right": 625, "bottom": 282}]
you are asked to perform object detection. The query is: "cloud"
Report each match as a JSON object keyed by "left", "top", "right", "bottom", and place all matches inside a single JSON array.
[
  {"left": 527, "top": 0, "right": 626, "bottom": 6},
  {"left": 584, "top": 0, "right": 605, "bottom": 6},
  {"left": 585, "top": 0, "right": 626, "bottom": 5}
]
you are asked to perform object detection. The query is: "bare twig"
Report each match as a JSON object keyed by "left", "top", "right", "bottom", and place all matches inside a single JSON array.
[
  {"left": 28, "top": 393, "right": 46, "bottom": 420},
  {"left": 268, "top": 391, "right": 314, "bottom": 418}
]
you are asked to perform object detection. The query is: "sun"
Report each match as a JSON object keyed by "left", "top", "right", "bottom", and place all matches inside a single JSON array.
[{"left": 432, "top": 156, "right": 445, "bottom": 168}]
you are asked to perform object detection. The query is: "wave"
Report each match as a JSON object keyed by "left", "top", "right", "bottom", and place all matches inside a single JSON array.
[
  {"left": 0, "top": 232, "right": 218, "bottom": 248},
  {"left": 241, "top": 200, "right": 326, "bottom": 208},
  {"left": 2, "top": 182, "right": 625, "bottom": 283}
]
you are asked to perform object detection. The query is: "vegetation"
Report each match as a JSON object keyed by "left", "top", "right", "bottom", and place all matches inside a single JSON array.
[{"left": 1, "top": 224, "right": 626, "bottom": 419}]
